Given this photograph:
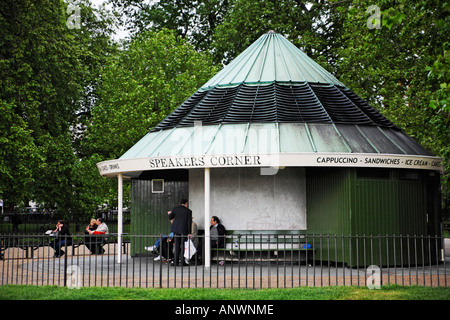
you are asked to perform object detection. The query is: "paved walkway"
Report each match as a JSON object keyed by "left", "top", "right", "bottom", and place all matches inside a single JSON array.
[{"left": 2, "top": 239, "right": 450, "bottom": 288}]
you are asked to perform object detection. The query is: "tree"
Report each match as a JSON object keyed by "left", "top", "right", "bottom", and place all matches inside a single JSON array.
[
  {"left": 84, "top": 29, "right": 220, "bottom": 160},
  {"left": 212, "top": 0, "right": 345, "bottom": 66},
  {"left": 0, "top": 0, "right": 81, "bottom": 211},
  {"left": 211, "top": 0, "right": 449, "bottom": 209},
  {"left": 2, "top": 0, "right": 448, "bottom": 220},
  {"left": 109, "top": 0, "right": 231, "bottom": 53},
  {"left": 82, "top": 29, "right": 220, "bottom": 216},
  {"left": 334, "top": 0, "right": 449, "bottom": 207},
  {"left": 0, "top": 0, "right": 117, "bottom": 218},
  {"left": 0, "top": 101, "right": 40, "bottom": 208}
]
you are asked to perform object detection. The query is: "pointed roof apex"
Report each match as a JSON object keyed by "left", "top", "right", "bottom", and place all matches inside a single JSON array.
[
  {"left": 201, "top": 32, "right": 345, "bottom": 90},
  {"left": 96, "top": 31, "right": 442, "bottom": 178}
]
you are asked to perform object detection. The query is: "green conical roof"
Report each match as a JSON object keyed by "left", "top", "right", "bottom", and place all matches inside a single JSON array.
[
  {"left": 96, "top": 32, "right": 442, "bottom": 178},
  {"left": 201, "top": 31, "right": 345, "bottom": 90},
  {"left": 153, "top": 32, "right": 395, "bottom": 130}
]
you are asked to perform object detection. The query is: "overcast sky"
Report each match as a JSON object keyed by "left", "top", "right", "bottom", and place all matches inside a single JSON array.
[
  {"left": 89, "top": 0, "right": 129, "bottom": 40},
  {"left": 90, "top": 0, "right": 107, "bottom": 8}
]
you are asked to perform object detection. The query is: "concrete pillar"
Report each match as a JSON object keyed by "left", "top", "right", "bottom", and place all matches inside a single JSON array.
[
  {"left": 117, "top": 173, "right": 123, "bottom": 264},
  {"left": 204, "top": 167, "right": 210, "bottom": 268}
]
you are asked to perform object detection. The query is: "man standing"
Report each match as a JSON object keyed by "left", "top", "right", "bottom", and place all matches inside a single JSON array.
[{"left": 168, "top": 199, "right": 192, "bottom": 266}]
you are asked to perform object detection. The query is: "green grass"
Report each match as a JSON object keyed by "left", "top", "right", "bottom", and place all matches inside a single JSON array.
[{"left": 1, "top": 284, "right": 449, "bottom": 300}]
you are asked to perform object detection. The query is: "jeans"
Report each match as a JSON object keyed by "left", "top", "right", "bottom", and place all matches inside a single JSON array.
[{"left": 50, "top": 239, "right": 69, "bottom": 257}]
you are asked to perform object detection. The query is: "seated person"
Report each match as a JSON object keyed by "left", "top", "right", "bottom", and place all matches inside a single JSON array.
[
  {"left": 145, "top": 233, "right": 173, "bottom": 252},
  {"left": 85, "top": 218, "right": 109, "bottom": 254},
  {"left": 84, "top": 218, "right": 97, "bottom": 234},
  {"left": 185, "top": 218, "right": 198, "bottom": 264},
  {"left": 145, "top": 219, "right": 174, "bottom": 260},
  {"left": 210, "top": 216, "right": 226, "bottom": 248},
  {"left": 146, "top": 233, "right": 174, "bottom": 261},
  {"left": 151, "top": 218, "right": 198, "bottom": 263},
  {"left": 159, "top": 236, "right": 174, "bottom": 262},
  {"left": 196, "top": 216, "right": 226, "bottom": 264},
  {"left": 49, "top": 220, "right": 71, "bottom": 258}
]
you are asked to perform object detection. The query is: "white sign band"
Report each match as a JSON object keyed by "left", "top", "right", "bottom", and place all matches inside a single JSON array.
[{"left": 97, "top": 153, "right": 443, "bottom": 177}]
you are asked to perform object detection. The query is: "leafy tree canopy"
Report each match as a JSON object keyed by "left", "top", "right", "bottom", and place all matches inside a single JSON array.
[
  {"left": 1, "top": 0, "right": 448, "bottom": 222},
  {"left": 0, "top": 0, "right": 117, "bottom": 218},
  {"left": 84, "top": 28, "right": 220, "bottom": 160}
]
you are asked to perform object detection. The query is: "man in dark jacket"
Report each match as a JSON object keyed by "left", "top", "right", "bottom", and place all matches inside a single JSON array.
[
  {"left": 210, "top": 216, "right": 226, "bottom": 248},
  {"left": 196, "top": 216, "right": 226, "bottom": 265},
  {"left": 168, "top": 199, "right": 192, "bottom": 266}
]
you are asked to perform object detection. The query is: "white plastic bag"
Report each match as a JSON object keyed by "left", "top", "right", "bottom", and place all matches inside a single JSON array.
[{"left": 184, "top": 239, "right": 197, "bottom": 260}]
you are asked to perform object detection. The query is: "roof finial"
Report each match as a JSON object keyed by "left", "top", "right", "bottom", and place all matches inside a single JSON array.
[{"left": 267, "top": 30, "right": 276, "bottom": 34}]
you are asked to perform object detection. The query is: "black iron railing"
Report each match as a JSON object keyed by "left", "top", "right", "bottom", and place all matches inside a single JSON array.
[{"left": 1, "top": 234, "right": 448, "bottom": 289}]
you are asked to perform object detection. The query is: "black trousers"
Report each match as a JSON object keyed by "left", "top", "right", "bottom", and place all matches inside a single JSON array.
[
  {"left": 173, "top": 234, "right": 187, "bottom": 264},
  {"left": 160, "top": 239, "right": 174, "bottom": 259},
  {"left": 196, "top": 238, "right": 224, "bottom": 262},
  {"left": 85, "top": 237, "right": 105, "bottom": 254},
  {"left": 50, "top": 239, "right": 71, "bottom": 256}
]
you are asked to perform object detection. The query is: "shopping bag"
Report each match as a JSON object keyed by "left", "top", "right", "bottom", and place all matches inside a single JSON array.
[{"left": 184, "top": 239, "right": 197, "bottom": 260}]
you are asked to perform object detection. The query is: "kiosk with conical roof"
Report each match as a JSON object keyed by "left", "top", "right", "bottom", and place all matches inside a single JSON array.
[{"left": 98, "top": 32, "right": 443, "bottom": 266}]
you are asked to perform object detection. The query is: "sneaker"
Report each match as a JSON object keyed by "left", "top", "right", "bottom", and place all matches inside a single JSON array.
[
  {"left": 154, "top": 255, "right": 161, "bottom": 261},
  {"left": 144, "top": 246, "right": 155, "bottom": 251},
  {"left": 53, "top": 252, "right": 64, "bottom": 258}
]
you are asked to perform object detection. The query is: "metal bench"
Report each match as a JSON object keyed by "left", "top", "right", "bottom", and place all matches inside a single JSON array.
[
  {"left": 211, "top": 231, "right": 316, "bottom": 263},
  {"left": 1, "top": 236, "right": 48, "bottom": 258},
  {"left": 71, "top": 234, "right": 129, "bottom": 255},
  {"left": 0, "top": 234, "right": 129, "bottom": 259}
]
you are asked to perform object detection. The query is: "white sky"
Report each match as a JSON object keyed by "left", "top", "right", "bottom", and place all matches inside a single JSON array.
[
  {"left": 89, "top": 0, "right": 129, "bottom": 40},
  {"left": 90, "top": 0, "right": 111, "bottom": 10}
]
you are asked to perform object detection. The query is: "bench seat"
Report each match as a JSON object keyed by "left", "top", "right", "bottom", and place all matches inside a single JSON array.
[
  {"left": 1, "top": 234, "right": 129, "bottom": 258},
  {"left": 210, "top": 230, "right": 316, "bottom": 263}
]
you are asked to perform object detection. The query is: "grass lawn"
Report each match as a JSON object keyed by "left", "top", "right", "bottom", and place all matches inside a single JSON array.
[
  {"left": 1, "top": 284, "right": 449, "bottom": 300},
  {"left": 2, "top": 284, "right": 448, "bottom": 318}
]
